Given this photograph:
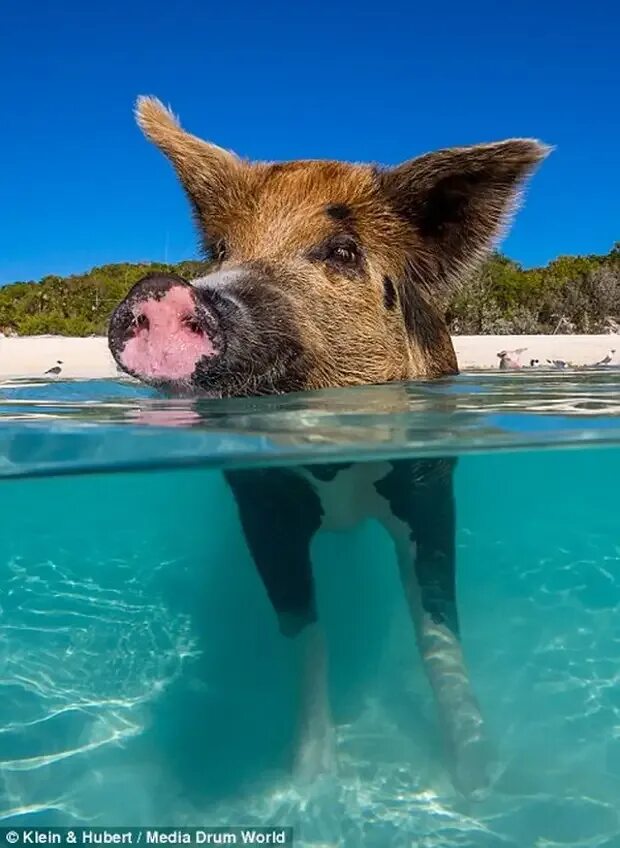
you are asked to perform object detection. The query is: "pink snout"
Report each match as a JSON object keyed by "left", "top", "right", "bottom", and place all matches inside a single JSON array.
[{"left": 117, "top": 284, "right": 217, "bottom": 381}]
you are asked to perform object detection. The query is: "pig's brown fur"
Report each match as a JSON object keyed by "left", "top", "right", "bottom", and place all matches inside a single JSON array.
[{"left": 136, "top": 96, "right": 548, "bottom": 390}]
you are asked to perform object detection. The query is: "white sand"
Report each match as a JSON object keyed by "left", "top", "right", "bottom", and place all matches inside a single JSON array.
[
  {"left": 0, "top": 334, "right": 617, "bottom": 380},
  {"left": 453, "top": 334, "right": 619, "bottom": 370},
  {"left": 0, "top": 336, "right": 118, "bottom": 379}
]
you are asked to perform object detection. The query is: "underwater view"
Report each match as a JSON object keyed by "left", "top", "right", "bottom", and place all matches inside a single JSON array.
[{"left": 1, "top": 372, "right": 620, "bottom": 847}]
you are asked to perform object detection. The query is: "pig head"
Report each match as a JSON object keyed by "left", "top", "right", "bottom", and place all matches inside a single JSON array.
[{"left": 109, "top": 97, "right": 547, "bottom": 396}]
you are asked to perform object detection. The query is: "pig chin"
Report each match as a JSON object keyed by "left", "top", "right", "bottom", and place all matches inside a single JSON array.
[
  {"left": 183, "top": 356, "right": 305, "bottom": 398},
  {"left": 118, "top": 339, "right": 301, "bottom": 399}
]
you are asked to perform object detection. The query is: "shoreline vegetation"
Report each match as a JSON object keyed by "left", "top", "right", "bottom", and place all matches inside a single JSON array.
[{"left": 0, "top": 246, "right": 618, "bottom": 339}]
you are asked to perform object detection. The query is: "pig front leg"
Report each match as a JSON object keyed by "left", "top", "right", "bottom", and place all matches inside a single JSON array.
[
  {"left": 376, "top": 458, "right": 492, "bottom": 796},
  {"left": 225, "top": 467, "right": 335, "bottom": 782}
]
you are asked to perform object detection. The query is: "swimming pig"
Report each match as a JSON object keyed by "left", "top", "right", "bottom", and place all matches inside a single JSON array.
[{"left": 109, "top": 97, "right": 548, "bottom": 794}]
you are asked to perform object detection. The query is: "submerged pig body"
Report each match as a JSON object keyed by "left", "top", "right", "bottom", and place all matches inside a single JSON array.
[{"left": 109, "top": 96, "right": 548, "bottom": 794}]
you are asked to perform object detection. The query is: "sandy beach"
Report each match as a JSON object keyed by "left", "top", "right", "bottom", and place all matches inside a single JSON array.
[
  {"left": 453, "top": 335, "right": 619, "bottom": 371},
  {"left": 0, "top": 334, "right": 617, "bottom": 380}
]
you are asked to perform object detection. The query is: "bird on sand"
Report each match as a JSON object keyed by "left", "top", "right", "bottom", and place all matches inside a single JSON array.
[
  {"left": 546, "top": 358, "right": 568, "bottom": 369},
  {"left": 593, "top": 349, "right": 616, "bottom": 366},
  {"left": 44, "top": 360, "right": 63, "bottom": 376}
]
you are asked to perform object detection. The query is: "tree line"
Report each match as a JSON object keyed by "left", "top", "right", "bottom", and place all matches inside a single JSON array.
[
  {"left": 448, "top": 243, "right": 619, "bottom": 335},
  {"left": 0, "top": 246, "right": 618, "bottom": 337}
]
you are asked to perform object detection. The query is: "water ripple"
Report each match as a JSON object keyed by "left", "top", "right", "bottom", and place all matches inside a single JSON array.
[{"left": 0, "top": 372, "right": 618, "bottom": 478}]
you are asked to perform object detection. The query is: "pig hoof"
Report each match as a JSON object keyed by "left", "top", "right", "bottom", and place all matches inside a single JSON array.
[
  {"left": 293, "top": 728, "right": 337, "bottom": 784},
  {"left": 451, "top": 735, "right": 494, "bottom": 798}
]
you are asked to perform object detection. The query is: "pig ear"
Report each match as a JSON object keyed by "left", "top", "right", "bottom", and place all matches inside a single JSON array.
[
  {"left": 135, "top": 96, "right": 242, "bottom": 215},
  {"left": 379, "top": 139, "right": 550, "bottom": 294}
]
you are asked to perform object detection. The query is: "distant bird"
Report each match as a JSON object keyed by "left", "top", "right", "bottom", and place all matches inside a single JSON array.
[
  {"left": 529, "top": 359, "right": 540, "bottom": 368},
  {"left": 44, "top": 360, "right": 63, "bottom": 377},
  {"left": 546, "top": 358, "right": 568, "bottom": 369},
  {"left": 593, "top": 349, "right": 616, "bottom": 366},
  {"left": 497, "top": 350, "right": 523, "bottom": 370}
]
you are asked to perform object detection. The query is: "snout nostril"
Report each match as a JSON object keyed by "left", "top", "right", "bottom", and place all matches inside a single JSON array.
[
  {"left": 183, "top": 316, "right": 203, "bottom": 334},
  {"left": 134, "top": 314, "right": 149, "bottom": 331}
]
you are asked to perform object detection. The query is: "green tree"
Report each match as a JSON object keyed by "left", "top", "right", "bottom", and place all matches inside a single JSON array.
[{"left": 0, "top": 247, "right": 618, "bottom": 336}]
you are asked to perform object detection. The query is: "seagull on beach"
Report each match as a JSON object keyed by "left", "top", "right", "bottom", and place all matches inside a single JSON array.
[
  {"left": 593, "top": 349, "right": 616, "bottom": 366},
  {"left": 529, "top": 358, "right": 540, "bottom": 368},
  {"left": 546, "top": 358, "right": 568, "bottom": 369},
  {"left": 44, "top": 360, "right": 63, "bottom": 377}
]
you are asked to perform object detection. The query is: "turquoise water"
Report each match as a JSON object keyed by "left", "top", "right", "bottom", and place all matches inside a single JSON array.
[{"left": 0, "top": 373, "right": 620, "bottom": 846}]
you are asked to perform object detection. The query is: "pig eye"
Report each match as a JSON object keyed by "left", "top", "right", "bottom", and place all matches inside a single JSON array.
[
  {"left": 330, "top": 243, "right": 358, "bottom": 264},
  {"left": 311, "top": 236, "right": 362, "bottom": 268}
]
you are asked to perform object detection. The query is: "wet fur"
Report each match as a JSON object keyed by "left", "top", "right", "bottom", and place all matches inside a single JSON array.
[{"left": 134, "top": 96, "right": 548, "bottom": 392}]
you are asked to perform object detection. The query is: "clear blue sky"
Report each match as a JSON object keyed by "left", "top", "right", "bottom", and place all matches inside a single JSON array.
[{"left": 1, "top": 0, "right": 618, "bottom": 285}]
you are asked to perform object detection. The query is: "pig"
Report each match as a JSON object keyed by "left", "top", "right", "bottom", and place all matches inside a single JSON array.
[{"left": 108, "top": 96, "right": 548, "bottom": 795}]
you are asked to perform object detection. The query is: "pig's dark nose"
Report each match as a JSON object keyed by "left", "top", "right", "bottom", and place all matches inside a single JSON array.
[{"left": 108, "top": 274, "right": 221, "bottom": 383}]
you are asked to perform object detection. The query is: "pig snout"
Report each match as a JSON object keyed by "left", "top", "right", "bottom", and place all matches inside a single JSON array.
[
  {"left": 108, "top": 274, "right": 222, "bottom": 384},
  {"left": 109, "top": 267, "right": 307, "bottom": 397}
]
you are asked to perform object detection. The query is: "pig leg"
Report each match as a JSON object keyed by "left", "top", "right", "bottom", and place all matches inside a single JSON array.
[
  {"left": 225, "top": 468, "right": 335, "bottom": 782},
  {"left": 376, "top": 458, "right": 491, "bottom": 796}
]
